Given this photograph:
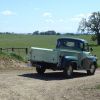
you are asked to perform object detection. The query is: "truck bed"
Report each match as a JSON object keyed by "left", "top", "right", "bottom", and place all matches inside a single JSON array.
[{"left": 30, "top": 47, "right": 59, "bottom": 64}]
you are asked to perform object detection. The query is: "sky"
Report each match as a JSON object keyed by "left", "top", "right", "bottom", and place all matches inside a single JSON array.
[{"left": 0, "top": 0, "right": 100, "bottom": 33}]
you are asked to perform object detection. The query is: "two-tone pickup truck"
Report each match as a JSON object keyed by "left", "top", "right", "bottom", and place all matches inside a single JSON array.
[{"left": 29, "top": 37, "right": 97, "bottom": 78}]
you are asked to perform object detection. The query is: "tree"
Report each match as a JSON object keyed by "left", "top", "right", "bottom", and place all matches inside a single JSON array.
[
  {"left": 78, "top": 12, "right": 100, "bottom": 45},
  {"left": 45, "top": 30, "right": 56, "bottom": 35},
  {"left": 33, "top": 31, "right": 39, "bottom": 35},
  {"left": 56, "top": 32, "right": 61, "bottom": 35}
]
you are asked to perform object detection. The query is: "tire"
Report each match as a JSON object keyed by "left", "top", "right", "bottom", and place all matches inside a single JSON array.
[
  {"left": 63, "top": 63, "right": 73, "bottom": 78},
  {"left": 36, "top": 67, "right": 46, "bottom": 75},
  {"left": 87, "top": 63, "right": 96, "bottom": 75}
]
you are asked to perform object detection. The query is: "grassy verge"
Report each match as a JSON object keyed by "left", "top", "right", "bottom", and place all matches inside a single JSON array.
[
  {"left": 9, "top": 52, "right": 25, "bottom": 61},
  {"left": 97, "top": 64, "right": 100, "bottom": 68},
  {"left": 0, "top": 52, "right": 24, "bottom": 62},
  {"left": 96, "top": 85, "right": 100, "bottom": 89}
]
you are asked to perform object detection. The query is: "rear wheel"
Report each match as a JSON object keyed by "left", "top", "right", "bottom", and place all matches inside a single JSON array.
[
  {"left": 87, "top": 63, "right": 96, "bottom": 75},
  {"left": 63, "top": 63, "right": 73, "bottom": 78},
  {"left": 36, "top": 66, "right": 46, "bottom": 75}
]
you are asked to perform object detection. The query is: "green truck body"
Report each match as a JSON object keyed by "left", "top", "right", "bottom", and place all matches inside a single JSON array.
[
  {"left": 29, "top": 37, "right": 97, "bottom": 77},
  {"left": 30, "top": 47, "right": 58, "bottom": 64}
]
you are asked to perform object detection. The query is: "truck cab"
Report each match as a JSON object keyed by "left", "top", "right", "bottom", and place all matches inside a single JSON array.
[{"left": 56, "top": 38, "right": 89, "bottom": 51}]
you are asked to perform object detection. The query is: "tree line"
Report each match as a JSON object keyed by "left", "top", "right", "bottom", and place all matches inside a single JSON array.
[
  {"left": 32, "top": 30, "right": 60, "bottom": 35},
  {"left": 0, "top": 31, "right": 76, "bottom": 35}
]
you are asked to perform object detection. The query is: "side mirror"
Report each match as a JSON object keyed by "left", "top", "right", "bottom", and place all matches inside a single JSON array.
[{"left": 90, "top": 47, "right": 93, "bottom": 52}]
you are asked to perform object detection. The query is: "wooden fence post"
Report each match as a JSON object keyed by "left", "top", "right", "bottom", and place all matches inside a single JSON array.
[
  {"left": 0, "top": 48, "right": 2, "bottom": 52},
  {"left": 26, "top": 48, "right": 28, "bottom": 54},
  {"left": 12, "top": 48, "right": 14, "bottom": 52}
]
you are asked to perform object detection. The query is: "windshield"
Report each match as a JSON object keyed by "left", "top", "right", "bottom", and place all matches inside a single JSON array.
[{"left": 84, "top": 43, "right": 89, "bottom": 51}]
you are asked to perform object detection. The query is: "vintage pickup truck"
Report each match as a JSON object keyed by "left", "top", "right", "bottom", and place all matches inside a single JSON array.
[{"left": 29, "top": 37, "right": 97, "bottom": 78}]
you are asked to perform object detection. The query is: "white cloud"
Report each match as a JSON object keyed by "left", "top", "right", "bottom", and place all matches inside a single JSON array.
[
  {"left": 45, "top": 19, "right": 55, "bottom": 23},
  {"left": 1, "top": 10, "right": 16, "bottom": 16},
  {"left": 43, "top": 12, "right": 52, "bottom": 18},
  {"left": 71, "top": 13, "right": 92, "bottom": 22}
]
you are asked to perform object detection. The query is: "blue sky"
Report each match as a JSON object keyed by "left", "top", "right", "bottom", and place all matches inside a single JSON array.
[{"left": 0, "top": 0, "right": 100, "bottom": 33}]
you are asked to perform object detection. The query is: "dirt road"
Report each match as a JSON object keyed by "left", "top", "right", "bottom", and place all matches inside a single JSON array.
[{"left": 0, "top": 69, "right": 100, "bottom": 100}]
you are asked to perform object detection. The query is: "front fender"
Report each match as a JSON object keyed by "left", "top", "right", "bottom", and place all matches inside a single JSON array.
[
  {"left": 64, "top": 56, "right": 78, "bottom": 61},
  {"left": 87, "top": 56, "right": 98, "bottom": 68},
  {"left": 81, "top": 56, "right": 98, "bottom": 69},
  {"left": 62, "top": 56, "right": 78, "bottom": 68},
  {"left": 63, "top": 56, "right": 78, "bottom": 64},
  {"left": 87, "top": 56, "right": 97, "bottom": 62}
]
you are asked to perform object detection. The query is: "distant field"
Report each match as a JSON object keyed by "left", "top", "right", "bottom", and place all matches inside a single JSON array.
[
  {"left": 0, "top": 34, "right": 99, "bottom": 65},
  {"left": 0, "top": 34, "right": 95, "bottom": 48}
]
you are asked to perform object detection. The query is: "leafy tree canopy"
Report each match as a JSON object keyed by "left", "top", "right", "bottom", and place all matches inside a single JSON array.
[{"left": 78, "top": 12, "right": 100, "bottom": 45}]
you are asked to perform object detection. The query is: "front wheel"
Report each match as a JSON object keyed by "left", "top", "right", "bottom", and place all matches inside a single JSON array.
[
  {"left": 36, "top": 67, "right": 46, "bottom": 75},
  {"left": 63, "top": 63, "right": 73, "bottom": 78},
  {"left": 87, "top": 63, "right": 96, "bottom": 75}
]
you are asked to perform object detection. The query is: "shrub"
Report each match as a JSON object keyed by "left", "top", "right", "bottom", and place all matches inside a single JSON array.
[{"left": 9, "top": 52, "right": 24, "bottom": 61}]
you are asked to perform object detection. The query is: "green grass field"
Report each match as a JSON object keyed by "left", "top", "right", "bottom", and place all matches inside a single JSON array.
[{"left": 0, "top": 34, "right": 99, "bottom": 65}]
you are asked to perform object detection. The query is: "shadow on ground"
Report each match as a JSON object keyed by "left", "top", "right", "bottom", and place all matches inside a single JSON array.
[{"left": 19, "top": 71, "right": 89, "bottom": 81}]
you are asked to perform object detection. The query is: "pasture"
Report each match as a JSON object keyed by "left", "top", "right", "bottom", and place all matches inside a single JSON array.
[{"left": 0, "top": 34, "right": 99, "bottom": 65}]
